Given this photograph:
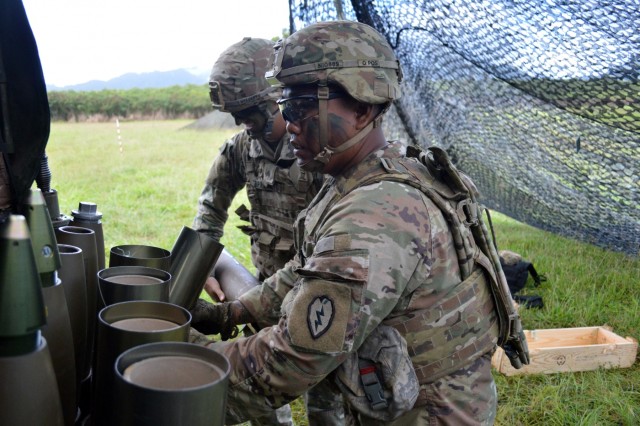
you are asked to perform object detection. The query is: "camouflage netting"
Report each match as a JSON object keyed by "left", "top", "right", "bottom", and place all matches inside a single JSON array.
[{"left": 287, "top": 0, "right": 639, "bottom": 256}]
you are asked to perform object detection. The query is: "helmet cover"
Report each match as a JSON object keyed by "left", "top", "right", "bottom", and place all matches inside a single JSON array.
[
  {"left": 266, "top": 20, "right": 402, "bottom": 104},
  {"left": 210, "top": 37, "right": 280, "bottom": 112}
]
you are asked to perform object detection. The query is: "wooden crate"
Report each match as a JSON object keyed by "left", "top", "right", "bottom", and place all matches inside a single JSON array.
[{"left": 492, "top": 326, "right": 638, "bottom": 376}]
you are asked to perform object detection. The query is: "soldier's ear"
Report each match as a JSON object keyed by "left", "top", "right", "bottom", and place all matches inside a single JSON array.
[{"left": 353, "top": 103, "right": 377, "bottom": 130}]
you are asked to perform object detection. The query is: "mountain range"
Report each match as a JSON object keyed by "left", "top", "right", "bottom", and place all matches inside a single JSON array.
[{"left": 47, "top": 68, "right": 210, "bottom": 91}]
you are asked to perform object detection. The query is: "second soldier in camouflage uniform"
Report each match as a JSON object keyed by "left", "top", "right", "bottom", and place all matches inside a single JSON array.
[
  {"left": 190, "top": 22, "right": 500, "bottom": 425},
  {"left": 191, "top": 37, "right": 327, "bottom": 426},
  {"left": 193, "top": 37, "right": 323, "bottom": 280}
]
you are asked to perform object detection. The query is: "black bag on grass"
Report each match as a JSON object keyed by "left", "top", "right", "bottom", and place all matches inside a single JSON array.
[{"left": 499, "top": 250, "right": 546, "bottom": 308}]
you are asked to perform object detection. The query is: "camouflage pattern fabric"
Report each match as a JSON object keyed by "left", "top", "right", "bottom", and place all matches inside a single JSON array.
[
  {"left": 267, "top": 20, "right": 402, "bottom": 105},
  {"left": 205, "top": 142, "right": 497, "bottom": 425},
  {"left": 192, "top": 129, "right": 323, "bottom": 278},
  {"left": 304, "top": 379, "right": 348, "bottom": 425},
  {"left": 209, "top": 37, "right": 278, "bottom": 113},
  {"left": 344, "top": 353, "right": 497, "bottom": 426},
  {"left": 334, "top": 324, "right": 419, "bottom": 421}
]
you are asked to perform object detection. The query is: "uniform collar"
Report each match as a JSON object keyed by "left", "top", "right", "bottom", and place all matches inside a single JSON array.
[
  {"left": 333, "top": 141, "right": 405, "bottom": 187},
  {"left": 248, "top": 131, "right": 294, "bottom": 164}
]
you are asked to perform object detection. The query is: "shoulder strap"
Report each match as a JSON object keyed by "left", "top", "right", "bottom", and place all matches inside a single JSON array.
[{"left": 415, "top": 146, "right": 530, "bottom": 368}]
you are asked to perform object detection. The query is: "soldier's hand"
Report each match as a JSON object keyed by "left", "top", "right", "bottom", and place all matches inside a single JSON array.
[
  {"left": 188, "top": 327, "right": 214, "bottom": 346},
  {"left": 189, "top": 299, "right": 238, "bottom": 341},
  {"left": 204, "top": 276, "right": 226, "bottom": 302}
]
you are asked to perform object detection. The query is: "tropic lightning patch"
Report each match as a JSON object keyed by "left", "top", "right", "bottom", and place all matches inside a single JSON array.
[
  {"left": 307, "top": 296, "right": 335, "bottom": 338},
  {"left": 286, "top": 279, "right": 353, "bottom": 353}
]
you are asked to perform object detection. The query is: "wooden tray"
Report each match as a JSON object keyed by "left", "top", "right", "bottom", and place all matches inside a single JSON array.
[{"left": 492, "top": 326, "right": 638, "bottom": 376}]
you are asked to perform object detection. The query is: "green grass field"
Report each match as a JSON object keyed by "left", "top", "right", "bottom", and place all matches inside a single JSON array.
[
  {"left": 46, "top": 120, "right": 639, "bottom": 425},
  {"left": 47, "top": 119, "right": 253, "bottom": 269}
]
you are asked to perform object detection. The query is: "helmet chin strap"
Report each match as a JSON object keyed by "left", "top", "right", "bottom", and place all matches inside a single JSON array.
[
  {"left": 249, "top": 102, "right": 279, "bottom": 140},
  {"left": 299, "top": 86, "right": 385, "bottom": 172}
]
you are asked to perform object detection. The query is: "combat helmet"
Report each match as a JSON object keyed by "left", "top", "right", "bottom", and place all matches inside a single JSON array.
[
  {"left": 209, "top": 37, "right": 281, "bottom": 138},
  {"left": 209, "top": 37, "right": 280, "bottom": 111},
  {"left": 266, "top": 20, "right": 402, "bottom": 170}
]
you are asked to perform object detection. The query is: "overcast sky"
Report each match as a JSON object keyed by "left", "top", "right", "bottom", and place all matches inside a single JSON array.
[{"left": 22, "top": 0, "right": 290, "bottom": 87}]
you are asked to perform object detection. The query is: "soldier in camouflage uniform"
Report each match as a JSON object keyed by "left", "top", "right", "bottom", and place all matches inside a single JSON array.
[
  {"left": 190, "top": 21, "right": 499, "bottom": 425},
  {"left": 194, "top": 37, "right": 323, "bottom": 281},
  {"left": 192, "top": 37, "right": 326, "bottom": 426}
]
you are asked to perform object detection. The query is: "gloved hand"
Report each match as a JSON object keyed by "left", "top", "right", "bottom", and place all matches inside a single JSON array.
[
  {"left": 189, "top": 327, "right": 214, "bottom": 346},
  {"left": 189, "top": 298, "right": 238, "bottom": 341}
]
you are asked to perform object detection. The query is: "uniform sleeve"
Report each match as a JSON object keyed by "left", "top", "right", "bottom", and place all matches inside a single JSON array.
[
  {"left": 289, "top": 180, "right": 429, "bottom": 352},
  {"left": 237, "top": 257, "right": 301, "bottom": 329},
  {"left": 211, "top": 180, "right": 432, "bottom": 424},
  {"left": 192, "top": 131, "right": 248, "bottom": 240}
]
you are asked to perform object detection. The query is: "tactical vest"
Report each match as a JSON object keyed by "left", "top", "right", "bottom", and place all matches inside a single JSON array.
[
  {"left": 240, "top": 139, "right": 323, "bottom": 278},
  {"left": 374, "top": 146, "right": 530, "bottom": 377},
  {"left": 297, "top": 144, "right": 528, "bottom": 383}
]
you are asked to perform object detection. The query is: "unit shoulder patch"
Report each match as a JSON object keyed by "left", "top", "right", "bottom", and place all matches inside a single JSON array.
[
  {"left": 286, "top": 279, "right": 353, "bottom": 353},
  {"left": 307, "top": 296, "right": 335, "bottom": 338}
]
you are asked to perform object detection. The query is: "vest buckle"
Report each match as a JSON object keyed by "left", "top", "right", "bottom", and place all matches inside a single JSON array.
[{"left": 359, "top": 361, "right": 389, "bottom": 410}]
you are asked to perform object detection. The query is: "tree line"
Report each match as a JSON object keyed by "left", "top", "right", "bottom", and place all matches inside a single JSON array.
[{"left": 47, "top": 85, "right": 212, "bottom": 121}]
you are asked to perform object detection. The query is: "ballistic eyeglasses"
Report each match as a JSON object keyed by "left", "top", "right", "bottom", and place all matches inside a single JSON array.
[{"left": 276, "top": 92, "right": 346, "bottom": 124}]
